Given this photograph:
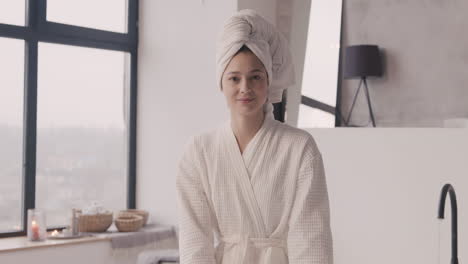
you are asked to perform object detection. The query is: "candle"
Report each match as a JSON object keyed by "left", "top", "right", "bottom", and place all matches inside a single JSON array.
[
  {"left": 31, "top": 220, "right": 40, "bottom": 240},
  {"left": 51, "top": 230, "right": 59, "bottom": 237},
  {"left": 27, "top": 209, "right": 46, "bottom": 241}
]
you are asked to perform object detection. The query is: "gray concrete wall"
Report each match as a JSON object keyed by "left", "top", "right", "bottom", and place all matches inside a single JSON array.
[{"left": 341, "top": 0, "right": 468, "bottom": 127}]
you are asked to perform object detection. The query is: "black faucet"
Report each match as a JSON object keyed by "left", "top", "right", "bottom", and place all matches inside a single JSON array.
[{"left": 437, "top": 183, "right": 459, "bottom": 264}]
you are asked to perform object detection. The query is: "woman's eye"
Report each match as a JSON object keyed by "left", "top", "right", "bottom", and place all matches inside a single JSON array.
[
  {"left": 253, "top": 75, "right": 262, "bottom": 80},
  {"left": 229, "top": 77, "right": 239, "bottom": 81}
]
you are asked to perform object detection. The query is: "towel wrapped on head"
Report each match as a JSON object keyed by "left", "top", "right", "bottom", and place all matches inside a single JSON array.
[{"left": 215, "top": 9, "right": 296, "bottom": 119}]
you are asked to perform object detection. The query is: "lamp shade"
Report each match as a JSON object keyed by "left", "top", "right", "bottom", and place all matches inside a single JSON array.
[{"left": 344, "top": 45, "right": 382, "bottom": 79}]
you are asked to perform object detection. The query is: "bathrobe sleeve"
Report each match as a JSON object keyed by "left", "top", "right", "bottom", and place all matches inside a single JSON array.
[
  {"left": 176, "top": 136, "right": 217, "bottom": 264},
  {"left": 287, "top": 138, "right": 334, "bottom": 264}
]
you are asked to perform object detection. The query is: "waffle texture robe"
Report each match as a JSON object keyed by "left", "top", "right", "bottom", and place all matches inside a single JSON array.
[{"left": 176, "top": 117, "right": 333, "bottom": 264}]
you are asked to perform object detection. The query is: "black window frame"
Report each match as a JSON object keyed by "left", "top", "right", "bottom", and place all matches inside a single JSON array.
[{"left": 0, "top": 0, "right": 138, "bottom": 238}]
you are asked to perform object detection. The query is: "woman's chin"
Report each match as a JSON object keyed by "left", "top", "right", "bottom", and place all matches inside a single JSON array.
[{"left": 232, "top": 107, "right": 263, "bottom": 117}]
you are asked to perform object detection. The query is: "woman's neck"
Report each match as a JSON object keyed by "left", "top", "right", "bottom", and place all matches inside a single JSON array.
[{"left": 230, "top": 111, "right": 265, "bottom": 154}]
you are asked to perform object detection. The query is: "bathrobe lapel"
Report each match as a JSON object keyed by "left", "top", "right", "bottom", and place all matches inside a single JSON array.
[{"left": 223, "top": 118, "right": 274, "bottom": 237}]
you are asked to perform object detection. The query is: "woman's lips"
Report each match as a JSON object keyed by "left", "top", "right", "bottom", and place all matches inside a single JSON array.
[{"left": 238, "top": 98, "right": 254, "bottom": 103}]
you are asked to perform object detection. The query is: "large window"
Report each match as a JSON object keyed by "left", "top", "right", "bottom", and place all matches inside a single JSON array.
[{"left": 0, "top": 0, "right": 138, "bottom": 237}]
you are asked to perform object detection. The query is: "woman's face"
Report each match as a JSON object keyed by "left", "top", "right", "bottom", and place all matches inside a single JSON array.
[{"left": 221, "top": 50, "right": 268, "bottom": 118}]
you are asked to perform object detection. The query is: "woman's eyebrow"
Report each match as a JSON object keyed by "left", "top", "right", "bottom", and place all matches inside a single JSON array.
[{"left": 227, "top": 69, "right": 265, "bottom": 75}]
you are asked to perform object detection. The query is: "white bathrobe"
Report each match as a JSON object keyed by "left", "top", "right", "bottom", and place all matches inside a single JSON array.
[{"left": 176, "top": 117, "right": 333, "bottom": 264}]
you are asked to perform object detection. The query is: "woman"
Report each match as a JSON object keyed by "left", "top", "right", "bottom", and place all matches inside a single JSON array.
[{"left": 176, "top": 9, "right": 333, "bottom": 264}]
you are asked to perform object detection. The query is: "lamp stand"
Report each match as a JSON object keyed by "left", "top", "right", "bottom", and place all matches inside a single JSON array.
[{"left": 345, "top": 77, "right": 376, "bottom": 127}]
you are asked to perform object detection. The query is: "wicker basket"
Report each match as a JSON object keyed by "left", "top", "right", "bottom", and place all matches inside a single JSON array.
[
  {"left": 115, "top": 214, "right": 144, "bottom": 232},
  {"left": 78, "top": 212, "right": 113, "bottom": 233},
  {"left": 118, "top": 209, "right": 149, "bottom": 226}
]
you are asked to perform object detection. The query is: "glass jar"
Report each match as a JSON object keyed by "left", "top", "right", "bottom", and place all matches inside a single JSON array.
[{"left": 27, "top": 209, "right": 46, "bottom": 241}]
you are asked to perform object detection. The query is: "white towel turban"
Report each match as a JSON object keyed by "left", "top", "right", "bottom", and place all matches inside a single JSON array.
[{"left": 215, "top": 9, "right": 296, "bottom": 119}]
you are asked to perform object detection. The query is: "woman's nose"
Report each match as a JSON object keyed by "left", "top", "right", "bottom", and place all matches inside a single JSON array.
[{"left": 239, "top": 79, "right": 251, "bottom": 93}]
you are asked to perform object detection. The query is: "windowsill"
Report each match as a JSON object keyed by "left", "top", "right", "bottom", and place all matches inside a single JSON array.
[
  {"left": 0, "top": 233, "right": 109, "bottom": 253},
  {"left": 0, "top": 224, "right": 177, "bottom": 254}
]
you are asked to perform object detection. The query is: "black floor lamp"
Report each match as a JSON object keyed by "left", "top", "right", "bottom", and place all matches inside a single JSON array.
[{"left": 343, "top": 45, "right": 383, "bottom": 127}]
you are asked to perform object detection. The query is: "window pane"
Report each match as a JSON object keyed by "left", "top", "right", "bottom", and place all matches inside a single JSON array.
[
  {"left": 301, "top": 0, "right": 341, "bottom": 106},
  {"left": 37, "top": 43, "right": 128, "bottom": 227},
  {"left": 47, "top": 0, "right": 127, "bottom": 33},
  {"left": 298, "top": 104, "right": 335, "bottom": 128},
  {"left": 0, "top": 37, "right": 24, "bottom": 233},
  {"left": 0, "top": 0, "right": 25, "bottom": 26}
]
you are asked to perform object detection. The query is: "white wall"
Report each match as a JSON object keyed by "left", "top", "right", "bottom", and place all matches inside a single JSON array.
[
  {"left": 309, "top": 128, "right": 468, "bottom": 264},
  {"left": 137, "top": 0, "right": 236, "bottom": 225}
]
